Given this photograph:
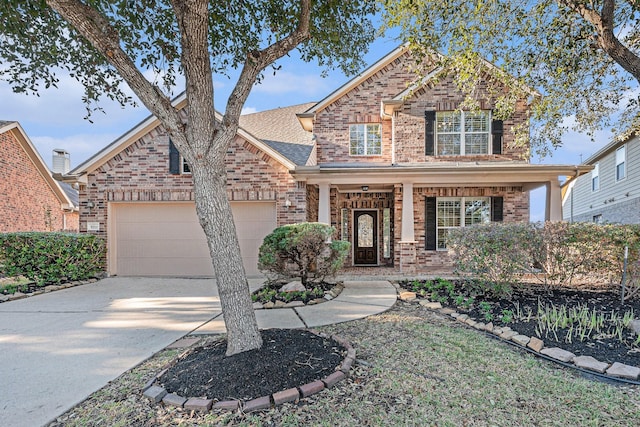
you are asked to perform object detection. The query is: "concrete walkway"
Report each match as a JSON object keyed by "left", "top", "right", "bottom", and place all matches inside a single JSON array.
[{"left": 0, "top": 277, "right": 396, "bottom": 427}]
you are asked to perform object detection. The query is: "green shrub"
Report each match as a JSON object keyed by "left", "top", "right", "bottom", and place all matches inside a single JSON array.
[
  {"left": 448, "top": 223, "right": 535, "bottom": 297},
  {"left": 258, "top": 222, "right": 350, "bottom": 285},
  {"left": 0, "top": 232, "right": 106, "bottom": 285},
  {"left": 447, "top": 222, "right": 640, "bottom": 297}
]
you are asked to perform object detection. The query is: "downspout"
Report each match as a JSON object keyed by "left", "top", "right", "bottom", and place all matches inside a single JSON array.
[{"left": 392, "top": 112, "right": 396, "bottom": 165}]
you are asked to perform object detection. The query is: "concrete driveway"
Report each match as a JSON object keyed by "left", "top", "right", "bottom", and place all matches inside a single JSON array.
[
  {"left": 0, "top": 277, "right": 398, "bottom": 427},
  {"left": 0, "top": 277, "right": 257, "bottom": 427}
]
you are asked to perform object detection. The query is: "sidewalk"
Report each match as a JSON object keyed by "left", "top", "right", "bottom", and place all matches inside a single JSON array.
[
  {"left": 0, "top": 277, "right": 397, "bottom": 427},
  {"left": 193, "top": 280, "right": 397, "bottom": 333}
]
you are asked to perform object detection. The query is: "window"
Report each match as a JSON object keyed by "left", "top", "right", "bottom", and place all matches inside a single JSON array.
[
  {"left": 349, "top": 124, "right": 381, "bottom": 155},
  {"left": 593, "top": 214, "right": 603, "bottom": 224},
  {"left": 181, "top": 156, "right": 191, "bottom": 174},
  {"left": 616, "top": 145, "right": 626, "bottom": 181},
  {"left": 436, "top": 111, "right": 490, "bottom": 155},
  {"left": 341, "top": 208, "right": 349, "bottom": 241},
  {"left": 591, "top": 163, "right": 599, "bottom": 192},
  {"left": 383, "top": 208, "right": 391, "bottom": 258},
  {"left": 437, "top": 197, "right": 490, "bottom": 250}
]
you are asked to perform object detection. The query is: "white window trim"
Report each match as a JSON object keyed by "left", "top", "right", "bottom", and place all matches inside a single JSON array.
[
  {"left": 591, "top": 162, "right": 600, "bottom": 192},
  {"left": 436, "top": 110, "right": 491, "bottom": 156},
  {"left": 181, "top": 156, "right": 191, "bottom": 175},
  {"left": 436, "top": 196, "right": 491, "bottom": 251},
  {"left": 616, "top": 145, "right": 626, "bottom": 182},
  {"left": 349, "top": 123, "right": 382, "bottom": 156}
]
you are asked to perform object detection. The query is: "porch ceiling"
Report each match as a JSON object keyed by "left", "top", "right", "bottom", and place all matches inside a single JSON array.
[{"left": 292, "top": 162, "right": 593, "bottom": 190}]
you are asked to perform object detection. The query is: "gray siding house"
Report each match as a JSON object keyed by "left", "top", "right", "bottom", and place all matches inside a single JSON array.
[{"left": 563, "top": 134, "right": 640, "bottom": 223}]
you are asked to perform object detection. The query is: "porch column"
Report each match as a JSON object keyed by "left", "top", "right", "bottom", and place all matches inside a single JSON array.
[
  {"left": 545, "top": 179, "right": 563, "bottom": 221},
  {"left": 400, "top": 182, "right": 417, "bottom": 274},
  {"left": 401, "top": 182, "right": 415, "bottom": 241},
  {"left": 318, "top": 182, "right": 330, "bottom": 225}
]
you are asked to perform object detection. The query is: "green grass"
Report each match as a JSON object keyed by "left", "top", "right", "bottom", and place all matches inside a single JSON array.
[{"left": 48, "top": 304, "right": 640, "bottom": 427}]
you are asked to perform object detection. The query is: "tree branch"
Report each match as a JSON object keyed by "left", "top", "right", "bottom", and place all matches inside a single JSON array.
[
  {"left": 558, "top": 0, "right": 640, "bottom": 82},
  {"left": 221, "top": 0, "right": 312, "bottom": 141},
  {"left": 171, "top": 0, "right": 216, "bottom": 161},
  {"left": 45, "top": 0, "right": 186, "bottom": 141}
]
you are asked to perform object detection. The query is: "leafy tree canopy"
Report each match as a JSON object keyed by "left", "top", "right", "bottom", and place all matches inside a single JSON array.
[
  {"left": 380, "top": 0, "right": 640, "bottom": 156},
  {"left": 1, "top": 0, "right": 375, "bottom": 116}
]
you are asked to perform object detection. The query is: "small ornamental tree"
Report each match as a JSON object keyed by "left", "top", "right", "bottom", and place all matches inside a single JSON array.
[{"left": 258, "top": 223, "right": 350, "bottom": 286}]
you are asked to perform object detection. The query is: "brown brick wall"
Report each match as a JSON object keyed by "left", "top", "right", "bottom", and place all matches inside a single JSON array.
[
  {"left": 393, "top": 185, "right": 529, "bottom": 269},
  {"left": 81, "top": 128, "right": 305, "bottom": 236},
  {"left": 0, "top": 129, "right": 72, "bottom": 232},
  {"left": 313, "top": 52, "right": 530, "bottom": 165}
]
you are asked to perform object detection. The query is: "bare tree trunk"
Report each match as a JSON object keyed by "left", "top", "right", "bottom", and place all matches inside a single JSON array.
[{"left": 191, "top": 161, "right": 262, "bottom": 355}]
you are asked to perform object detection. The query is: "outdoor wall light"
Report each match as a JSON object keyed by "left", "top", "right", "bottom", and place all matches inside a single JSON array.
[
  {"left": 284, "top": 199, "right": 292, "bottom": 208},
  {"left": 361, "top": 185, "right": 369, "bottom": 192},
  {"left": 87, "top": 201, "right": 95, "bottom": 209}
]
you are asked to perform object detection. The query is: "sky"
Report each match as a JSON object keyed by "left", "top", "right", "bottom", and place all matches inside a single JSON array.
[{"left": 0, "top": 33, "right": 617, "bottom": 222}]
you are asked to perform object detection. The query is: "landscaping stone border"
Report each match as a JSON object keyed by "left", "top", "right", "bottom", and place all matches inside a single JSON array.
[
  {"left": 401, "top": 292, "right": 640, "bottom": 382},
  {"left": 0, "top": 278, "right": 100, "bottom": 303},
  {"left": 252, "top": 282, "right": 344, "bottom": 310},
  {"left": 142, "top": 331, "right": 356, "bottom": 413}
]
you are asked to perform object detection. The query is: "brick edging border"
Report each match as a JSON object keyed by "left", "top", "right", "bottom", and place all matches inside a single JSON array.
[
  {"left": 142, "top": 330, "right": 356, "bottom": 413},
  {"left": 406, "top": 296, "right": 640, "bottom": 382}
]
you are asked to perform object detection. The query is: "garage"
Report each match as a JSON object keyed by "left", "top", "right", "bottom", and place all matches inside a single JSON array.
[{"left": 110, "top": 201, "right": 276, "bottom": 277}]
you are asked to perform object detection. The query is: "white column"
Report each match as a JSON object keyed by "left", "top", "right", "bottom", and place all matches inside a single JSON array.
[
  {"left": 318, "top": 183, "right": 330, "bottom": 225},
  {"left": 401, "top": 182, "right": 415, "bottom": 241},
  {"left": 545, "top": 179, "right": 563, "bottom": 221}
]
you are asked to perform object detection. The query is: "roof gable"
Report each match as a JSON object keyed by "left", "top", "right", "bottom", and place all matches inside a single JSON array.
[
  {"left": 70, "top": 92, "right": 298, "bottom": 177},
  {"left": 0, "top": 121, "right": 76, "bottom": 209}
]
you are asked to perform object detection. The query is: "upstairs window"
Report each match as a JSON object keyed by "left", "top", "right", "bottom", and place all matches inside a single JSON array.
[
  {"left": 349, "top": 124, "right": 381, "bottom": 156},
  {"left": 436, "top": 111, "right": 490, "bottom": 155},
  {"left": 591, "top": 163, "right": 599, "bottom": 192},
  {"left": 616, "top": 145, "right": 626, "bottom": 181},
  {"left": 169, "top": 139, "right": 192, "bottom": 175},
  {"left": 181, "top": 156, "right": 191, "bottom": 174}
]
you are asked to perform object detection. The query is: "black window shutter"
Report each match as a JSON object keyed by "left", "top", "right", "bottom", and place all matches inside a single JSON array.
[
  {"left": 169, "top": 139, "right": 180, "bottom": 175},
  {"left": 425, "top": 197, "right": 437, "bottom": 250},
  {"left": 491, "top": 196, "right": 504, "bottom": 222},
  {"left": 492, "top": 119, "right": 503, "bottom": 154},
  {"left": 425, "top": 111, "right": 436, "bottom": 156}
]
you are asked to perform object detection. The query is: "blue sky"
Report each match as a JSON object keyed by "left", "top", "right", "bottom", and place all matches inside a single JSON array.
[{"left": 0, "top": 34, "right": 615, "bottom": 222}]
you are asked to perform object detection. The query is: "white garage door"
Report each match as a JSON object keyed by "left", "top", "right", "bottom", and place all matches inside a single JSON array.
[{"left": 110, "top": 202, "right": 276, "bottom": 277}]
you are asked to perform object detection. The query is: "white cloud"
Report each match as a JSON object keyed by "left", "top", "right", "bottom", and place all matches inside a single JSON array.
[
  {"left": 252, "top": 71, "right": 331, "bottom": 97},
  {"left": 241, "top": 106, "right": 257, "bottom": 115}
]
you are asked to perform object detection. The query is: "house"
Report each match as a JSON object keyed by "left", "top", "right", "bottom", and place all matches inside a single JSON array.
[
  {"left": 65, "top": 46, "right": 589, "bottom": 277},
  {"left": 562, "top": 133, "right": 639, "bottom": 224},
  {"left": 0, "top": 121, "right": 79, "bottom": 233}
]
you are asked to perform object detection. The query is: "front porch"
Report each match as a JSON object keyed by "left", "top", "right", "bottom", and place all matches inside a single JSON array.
[{"left": 296, "top": 162, "right": 592, "bottom": 272}]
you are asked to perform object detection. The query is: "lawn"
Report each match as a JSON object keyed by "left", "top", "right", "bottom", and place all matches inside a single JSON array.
[{"left": 47, "top": 302, "right": 640, "bottom": 427}]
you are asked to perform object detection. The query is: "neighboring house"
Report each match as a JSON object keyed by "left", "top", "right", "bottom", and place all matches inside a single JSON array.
[
  {"left": 65, "top": 46, "right": 588, "bottom": 277},
  {"left": 563, "top": 133, "right": 639, "bottom": 224},
  {"left": 0, "top": 121, "right": 79, "bottom": 233}
]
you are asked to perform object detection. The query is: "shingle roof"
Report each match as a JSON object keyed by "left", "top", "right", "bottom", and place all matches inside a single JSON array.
[
  {"left": 0, "top": 120, "right": 16, "bottom": 128},
  {"left": 239, "top": 103, "right": 316, "bottom": 166},
  {"left": 58, "top": 181, "right": 79, "bottom": 208}
]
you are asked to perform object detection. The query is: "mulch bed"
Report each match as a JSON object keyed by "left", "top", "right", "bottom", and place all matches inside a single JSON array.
[
  {"left": 158, "top": 329, "right": 344, "bottom": 401},
  {"left": 403, "top": 280, "right": 640, "bottom": 367}
]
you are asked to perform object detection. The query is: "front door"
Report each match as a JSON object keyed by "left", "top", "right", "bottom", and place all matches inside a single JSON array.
[{"left": 354, "top": 210, "right": 378, "bottom": 265}]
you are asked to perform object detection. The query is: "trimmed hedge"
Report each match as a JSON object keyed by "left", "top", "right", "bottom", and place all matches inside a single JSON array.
[
  {"left": 258, "top": 222, "right": 350, "bottom": 285},
  {"left": 0, "top": 232, "right": 106, "bottom": 286},
  {"left": 448, "top": 222, "right": 640, "bottom": 298}
]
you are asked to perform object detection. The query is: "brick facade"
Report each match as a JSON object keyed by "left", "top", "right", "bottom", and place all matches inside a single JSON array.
[
  {"left": 313, "top": 52, "right": 529, "bottom": 165},
  {"left": 0, "top": 127, "right": 77, "bottom": 232},
  {"left": 81, "top": 127, "right": 305, "bottom": 237},
  {"left": 304, "top": 50, "right": 532, "bottom": 270}
]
